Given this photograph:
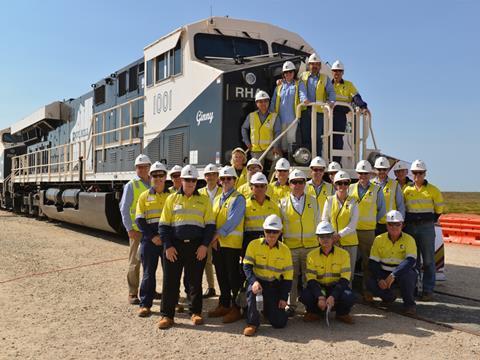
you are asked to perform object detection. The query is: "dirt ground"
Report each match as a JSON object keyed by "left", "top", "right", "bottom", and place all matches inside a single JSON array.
[{"left": 1, "top": 210, "right": 479, "bottom": 360}]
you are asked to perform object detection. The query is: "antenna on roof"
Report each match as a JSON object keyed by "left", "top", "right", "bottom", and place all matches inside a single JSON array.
[{"left": 209, "top": 5, "right": 213, "bottom": 24}]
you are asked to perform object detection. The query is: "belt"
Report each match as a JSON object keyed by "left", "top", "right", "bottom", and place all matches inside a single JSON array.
[{"left": 407, "top": 219, "right": 434, "bottom": 225}]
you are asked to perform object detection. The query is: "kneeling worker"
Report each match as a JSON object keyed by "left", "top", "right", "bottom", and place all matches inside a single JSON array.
[
  {"left": 300, "top": 221, "right": 355, "bottom": 324},
  {"left": 243, "top": 214, "right": 293, "bottom": 336},
  {"left": 367, "top": 210, "right": 417, "bottom": 315}
]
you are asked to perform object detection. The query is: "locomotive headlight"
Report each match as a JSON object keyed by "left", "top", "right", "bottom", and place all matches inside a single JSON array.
[
  {"left": 293, "top": 147, "right": 311, "bottom": 165},
  {"left": 245, "top": 72, "right": 256, "bottom": 85}
]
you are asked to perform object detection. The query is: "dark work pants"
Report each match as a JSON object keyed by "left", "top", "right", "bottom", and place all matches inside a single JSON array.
[
  {"left": 212, "top": 246, "right": 241, "bottom": 308},
  {"left": 246, "top": 281, "right": 288, "bottom": 328},
  {"left": 332, "top": 106, "right": 348, "bottom": 164},
  {"left": 300, "top": 108, "right": 324, "bottom": 156},
  {"left": 160, "top": 239, "right": 206, "bottom": 318},
  {"left": 366, "top": 268, "right": 417, "bottom": 307},
  {"left": 299, "top": 285, "right": 355, "bottom": 316},
  {"left": 139, "top": 240, "right": 163, "bottom": 308}
]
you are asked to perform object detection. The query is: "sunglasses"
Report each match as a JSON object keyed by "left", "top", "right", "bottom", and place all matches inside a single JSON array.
[
  {"left": 311, "top": 168, "right": 325, "bottom": 172},
  {"left": 283, "top": 70, "right": 294, "bottom": 74},
  {"left": 265, "top": 230, "right": 280, "bottom": 234},
  {"left": 220, "top": 177, "right": 234, "bottom": 181},
  {"left": 387, "top": 222, "right": 402, "bottom": 227},
  {"left": 183, "top": 178, "right": 197, "bottom": 183},
  {"left": 290, "top": 180, "right": 305, "bottom": 185},
  {"left": 151, "top": 174, "right": 166, "bottom": 179},
  {"left": 376, "top": 168, "right": 388, "bottom": 172},
  {"left": 318, "top": 234, "right": 333, "bottom": 240},
  {"left": 253, "top": 184, "right": 267, "bottom": 188},
  {"left": 277, "top": 170, "right": 289, "bottom": 173},
  {"left": 336, "top": 181, "right": 350, "bottom": 186},
  {"left": 412, "top": 171, "right": 425, "bottom": 176},
  {"left": 171, "top": 174, "right": 180, "bottom": 179}
]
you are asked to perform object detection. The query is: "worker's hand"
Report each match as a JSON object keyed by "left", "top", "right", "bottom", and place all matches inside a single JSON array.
[
  {"left": 385, "top": 274, "right": 395, "bottom": 288},
  {"left": 165, "top": 246, "right": 178, "bottom": 262},
  {"left": 276, "top": 79, "right": 282, "bottom": 86},
  {"left": 378, "top": 279, "right": 388, "bottom": 290},
  {"left": 247, "top": 144, "right": 252, "bottom": 151},
  {"left": 361, "top": 108, "right": 370, "bottom": 116},
  {"left": 273, "top": 148, "right": 282, "bottom": 157},
  {"left": 196, "top": 245, "right": 208, "bottom": 261},
  {"left": 303, "top": 99, "right": 311, "bottom": 105},
  {"left": 128, "top": 230, "right": 142, "bottom": 242},
  {"left": 278, "top": 300, "right": 287, "bottom": 309},
  {"left": 326, "top": 296, "right": 335, "bottom": 308},
  {"left": 252, "top": 281, "right": 262, "bottom": 295},
  {"left": 332, "top": 233, "right": 341, "bottom": 244},
  {"left": 317, "top": 296, "right": 327, "bottom": 311},
  {"left": 151, "top": 235, "right": 162, "bottom": 246},
  {"left": 211, "top": 233, "right": 220, "bottom": 251}
]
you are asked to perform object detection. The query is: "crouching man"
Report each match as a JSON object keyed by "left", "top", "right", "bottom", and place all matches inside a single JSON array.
[
  {"left": 367, "top": 210, "right": 417, "bottom": 315},
  {"left": 242, "top": 214, "right": 293, "bottom": 336},
  {"left": 300, "top": 221, "right": 355, "bottom": 324}
]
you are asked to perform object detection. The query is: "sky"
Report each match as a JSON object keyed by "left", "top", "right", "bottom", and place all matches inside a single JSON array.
[{"left": 0, "top": 0, "right": 478, "bottom": 191}]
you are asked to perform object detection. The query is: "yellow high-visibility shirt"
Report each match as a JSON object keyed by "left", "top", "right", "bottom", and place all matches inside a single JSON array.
[
  {"left": 403, "top": 181, "right": 444, "bottom": 216},
  {"left": 333, "top": 79, "right": 358, "bottom": 103},
  {"left": 135, "top": 188, "right": 169, "bottom": 224},
  {"left": 306, "top": 246, "right": 351, "bottom": 285},
  {"left": 370, "top": 232, "right": 417, "bottom": 272},
  {"left": 244, "top": 196, "right": 280, "bottom": 233}
]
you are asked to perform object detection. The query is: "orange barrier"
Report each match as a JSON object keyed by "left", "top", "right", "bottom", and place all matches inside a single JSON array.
[{"left": 439, "top": 214, "right": 480, "bottom": 246}]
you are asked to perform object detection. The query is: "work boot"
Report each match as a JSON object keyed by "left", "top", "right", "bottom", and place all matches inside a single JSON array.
[
  {"left": 303, "top": 312, "right": 321, "bottom": 322},
  {"left": 362, "top": 292, "right": 374, "bottom": 303},
  {"left": 208, "top": 305, "right": 231, "bottom": 318},
  {"left": 138, "top": 307, "right": 151, "bottom": 317},
  {"left": 380, "top": 296, "right": 397, "bottom": 306},
  {"left": 243, "top": 325, "right": 257, "bottom": 336},
  {"left": 128, "top": 294, "right": 140, "bottom": 305},
  {"left": 158, "top": 317, "right": 174, "bottom": 329},
  {"left": 285, "top": 306, "right": 295, "bottom": 318},
  {"left": 336, "top": 314, "right": 355, "bottom": 324},
  {"left": 403, "top": 306, "right": 417, "bottom": 316},
  {"left": 420, "top": 292, "right": 433, "bottom": 302},
  {"left": 222, "top": 306, "right": 242, "bottom": 323},
  {"left": 154, "top": 292, "right": 162, "bottom": 300},
  {"left": 203, "top": 288, "right": 216, "bottom": 298},
  {"left": 191, "top": 314, "right": 204, "bottom": 325}
]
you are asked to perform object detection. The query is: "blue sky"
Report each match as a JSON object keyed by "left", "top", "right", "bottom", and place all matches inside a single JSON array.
[{"left": 0, "top": 0, "right": 478, "bottom": 191}]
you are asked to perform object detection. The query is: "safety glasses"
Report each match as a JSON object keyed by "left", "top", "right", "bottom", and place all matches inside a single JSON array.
[
  {"left": 265, "top": 230, "right": 280, "bottom": 234},
  {"left": 290, "top": 180, "right": 305, "bottom": 185},
  {"left": 182, "top": 178, "right": 197, "bottom": 183}
]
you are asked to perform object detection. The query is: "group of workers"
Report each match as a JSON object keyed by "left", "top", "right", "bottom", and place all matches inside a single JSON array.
[{"left": 119, "top": 146, "right": 444, "bottom": 336}]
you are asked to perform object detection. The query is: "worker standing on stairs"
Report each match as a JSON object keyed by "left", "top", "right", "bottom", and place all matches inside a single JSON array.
[{"left": 306, "top": 156, "right": 333, "bottom": 218}]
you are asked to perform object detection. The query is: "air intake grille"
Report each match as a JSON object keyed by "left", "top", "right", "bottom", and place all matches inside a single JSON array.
[{"left": 168, "top": 133, "right": 184, "bottom": 165}]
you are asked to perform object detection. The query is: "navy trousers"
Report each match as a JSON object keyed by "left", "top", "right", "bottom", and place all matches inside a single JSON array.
[
  {"left": 246, "top": 281, "right": 288, "bottom": 328},
  {"left": 299, "top": 285, "right": 355, "bottom": 316},
  {"left": 139, "top": 239, "right": 163, "bottom": 308},
  {"left": 367, "top": 268, "right": 417, "bottom": 307}
]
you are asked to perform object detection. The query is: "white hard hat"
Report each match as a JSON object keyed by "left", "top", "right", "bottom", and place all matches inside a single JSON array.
[
  {"left": 308, "top": 53, "right": 321, "bottom": 64},
  {"left": 169, "top": 165, "right": 182, "bottom": 175},
  {"left": 232, "top": 147, "right": 247, "bottom": 156},
  {"left": 392, "top": 161, "right": 409, "bottom": 172},
  {"left": 411, "top": 159, "right": 427, "bottom": 172},
  {"left": 180, "top": 165, "right": 199, "bottom": 179},
  {"left": 288, "top": 169, "right": 307, "bottom": 181},
  {"left": 275, "top": 158, "right": 290, "bottom": 171},
  {"left": 204, "top": 163, "right": 219, "bottom": 175},
  {"left": 386, "top": 210, "right": 404, "bottom": 223},
  {"left": 282, "top": 61, "right": 296, "bottom": 72},
  {"left": 327, "top": 161, "right": 342, "bottom": 173},
  {"left": 331, "top": 60, "right": 344, "bottom": 71},
  {"left": 255, "top": 90, "right": 270, "bottom": 102},
  {"left": 355, "top": 160, "right": 373, "bottom": 174},
  {"left": 250, "top": 172, "right": 268, "bottom": 185},
  {"left": 333, "top": 170, "right": 351, "bottom": 184},
  {"left": 310, "top": 156, "right": 327, "bottom": 168},
  {"left": 247, "top": 158, "right": 263, "bottom": 170},
  {"left": 149, "top": 161, "right": 167, "bottom": 175},
  {"left": 316, "top": 221, "right": 335, "bottom": 235},
  {"left": 263, "top": 214, "right": 283, "bottom": 231},
  {"left": 135, "top": 154, "right": 151, "bottom": 166},
  {"left": 374, "top": 156, "right": 390, "bottom": 169},
  {"left": 219, "top": 166, "right": 237, "bottom": 178}
]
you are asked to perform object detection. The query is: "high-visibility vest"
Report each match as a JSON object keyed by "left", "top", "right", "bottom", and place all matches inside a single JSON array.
[
  {"left": 403, "top": 181, "right": 444, "bottom": 216},
  {"left": 249, "top": 111, "right": 278, "bottom": 152},
  {"left": 327, "top": 195, "right": 358, "bottom": 246},
  {"left": 237, "top": 181, "right": 275, "bottom": 200},
  {"left": 332, "top": 79, "right": 358, "bottom": 103},
  {"left": 274, "top": 80, "right": 301, "bottom": 119},
  {"left": 243, "top": 238, "right": 294, "bottom": 282},
  {"left": 234, "top": 167, "right": 248, "bottom": 189},
  {"left": 128, "top": 178, "right": 149, "bottom": 231},
  {"left": 306, "top": 245, "right": 351, "bottom": 286},
  {"left": 268, "top": 182, "right": 290, "bottom": 202},
  {"left": 370, "top": 232, "right": 417, "bottom": 272},
  {"left": 244, "top": 196, "right": 280, "bottom": 233},
  {"left": 135, "top": 188, "right": 169, "bottom": 225},
  {"left": 198, "top": 186, "right": 222, "bottom": 204},
  {"left": 213, "top": 190, "right": 245, "bottom": 249},
  {"left": 349, "top": 182, "right": 380, "bottom": 230},
  {"left": 306, "top": 181, "right": 333, "bottom": 218},
  {"left": 301, "top": 71, "right": 327, "bottom": 112},
  {"left": 280, "top": 194, "right": 319, "bottom": 249},
  {"left": 374, "top": 178, "right": 398, "bottom": 225},
  {"left": 168, "top": 185, "right": 180, "bottom": 194}
]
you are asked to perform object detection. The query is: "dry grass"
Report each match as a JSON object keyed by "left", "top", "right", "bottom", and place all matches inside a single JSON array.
[{"left": 443, "top": 192, "right": 480, "bottom": 214}]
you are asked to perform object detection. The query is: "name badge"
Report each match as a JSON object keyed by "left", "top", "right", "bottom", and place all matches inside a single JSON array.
[{"left": 174, "top": 204, "right": 183, "bottom": 211}]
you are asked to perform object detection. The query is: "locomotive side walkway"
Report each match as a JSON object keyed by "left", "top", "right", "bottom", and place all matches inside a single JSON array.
[{"left": 0, "top": 210, "right": 479, "bottom": 359}]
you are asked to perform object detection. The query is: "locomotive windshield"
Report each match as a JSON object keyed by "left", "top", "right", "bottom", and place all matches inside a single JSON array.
[{"left": 194, "top": 33, "right": 268, "bottom": 59}]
